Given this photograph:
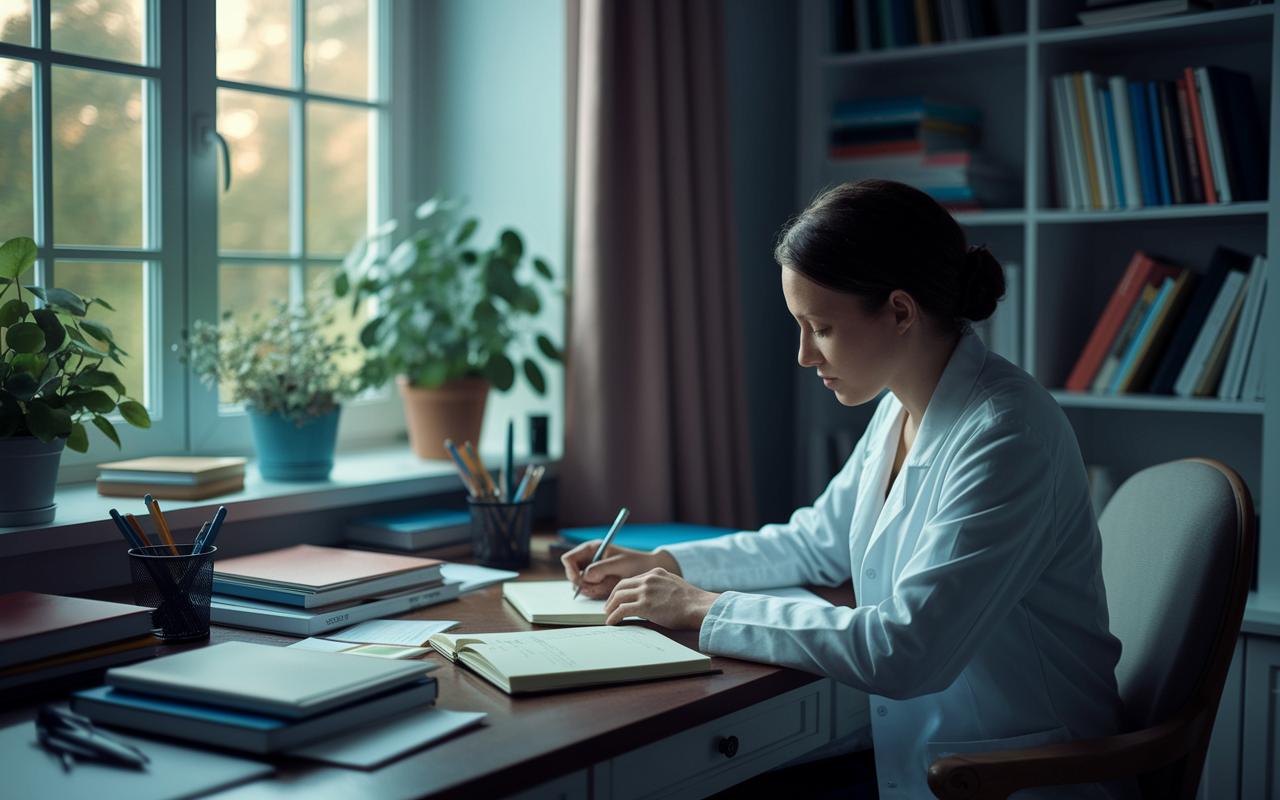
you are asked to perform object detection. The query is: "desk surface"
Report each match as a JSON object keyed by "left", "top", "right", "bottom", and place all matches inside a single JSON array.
[{"left": 0, "top": 536, "right": 849, "bottom": 800}]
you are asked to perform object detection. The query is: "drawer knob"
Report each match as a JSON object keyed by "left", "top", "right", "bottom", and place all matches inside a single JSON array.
[{"left": 717, "top": 735, "right": 739, "bottom": 758}]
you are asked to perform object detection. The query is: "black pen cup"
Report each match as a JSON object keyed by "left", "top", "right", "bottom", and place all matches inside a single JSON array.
[
  {"left": 128, "top": 544, "right": 216, "bottom": 641},
  {"left": 467, "top": 498, "right": 534, "bottom": 569}
]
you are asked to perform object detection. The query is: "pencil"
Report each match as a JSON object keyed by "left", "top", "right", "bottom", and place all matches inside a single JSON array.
[
  {"left": 144, "top": 495, "right": 179, "bottom": 555},
  {"left": 521, "top": 465, "right": 546, "bottom": 501},
  {"left": 444, "top": 439, "right": 482, "bottom": 496},
  {"left": 462, "top": 441, "right": 500, "bottom": 499},
  {"left": 123, "top": 513, "right": 150, "bottom": 547}
]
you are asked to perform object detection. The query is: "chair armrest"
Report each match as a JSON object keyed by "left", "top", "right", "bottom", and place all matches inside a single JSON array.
[{"left": 927, "top": 708, "right": 1206, "bottom": 800}]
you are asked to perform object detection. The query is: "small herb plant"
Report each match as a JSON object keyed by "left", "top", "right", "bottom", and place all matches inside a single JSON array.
[
  {"left": 0, "top": 236, "right": 150, "bottom": 451},
  {"left": 183, "top": 297, "right": 362, "bottom": 427},
  {"left": 335, "top": 197, "right": 563, "bottom": 393}
]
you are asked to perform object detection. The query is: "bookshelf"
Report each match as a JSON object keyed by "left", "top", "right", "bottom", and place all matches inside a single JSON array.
[{"left": 796, "top": 0, "right": 1276, "bottom": 595}]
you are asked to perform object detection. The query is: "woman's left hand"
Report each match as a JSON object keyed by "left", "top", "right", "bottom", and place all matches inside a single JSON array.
[{"left": 604, "top": 568, "right": 721, "bottom": 630}]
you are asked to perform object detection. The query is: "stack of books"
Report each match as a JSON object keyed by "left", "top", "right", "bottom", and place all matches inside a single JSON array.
[
  {"left": 831, "top": 0, "right": 1010, "bottom": 52},
  {"left": 210, "top": 544, "right": 461, "bottom": 636},
  {"left": 1076, "top": 0, "right": 1210, "bottom": 27},
  {"left": 1049, "top": 66, "right": 1265, "bottom": 211},
  {"left": 1065, "top": 246, "right": 1266, "bottom": 401},
  {"left": 0, "top": 592, "right": 158, "bottom": 700},
  {"left": 345, "top": 508, "right": 471, "bottom": 553},
  {"left": 829, "top": 96, "right": 1016, "bottom": 210},
  {"left": 95, "top": 456, "right": 247, "bottom": 500},
  {"left": 71, "top": 641, "right": 439, "bottom": 754}
]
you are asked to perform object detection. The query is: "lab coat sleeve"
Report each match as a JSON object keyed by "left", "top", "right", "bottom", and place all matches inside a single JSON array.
[
  {"left": 698, "top": 416, "right": 1063, "bottom": 699},
  {"left": 657, "top": 427, "right": 870, "bottom": 592}
]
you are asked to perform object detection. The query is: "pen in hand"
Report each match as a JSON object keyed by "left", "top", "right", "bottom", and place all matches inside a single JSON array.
[{"left": 572, "top": 507, "right": 630, "bottom": 600}]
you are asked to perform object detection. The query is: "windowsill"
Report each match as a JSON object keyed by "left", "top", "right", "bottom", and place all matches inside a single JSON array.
[
  {"left": 0, "top": 445, "right": 559, "bottom": 559},
  {"left": 1244, "top": 592, "right": 1280, "bottom": 638}
]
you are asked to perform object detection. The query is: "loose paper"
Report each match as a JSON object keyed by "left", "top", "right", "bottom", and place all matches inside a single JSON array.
[
  {"left": 286, "top": 708, "right": 486, "bottom": 768},
  {"left": 440, "top": 563, "right": 519, "bottom": 594},
  {"left": 321, "top": 619, "right": 459, "bottom": 646},
  {"left": 288, "top": 637, "right": 354, "bottom": 652}
]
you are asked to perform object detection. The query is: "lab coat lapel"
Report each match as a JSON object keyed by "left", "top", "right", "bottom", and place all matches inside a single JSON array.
[{"left": 907, "top": 329, "right": 988, "bottom": 470}]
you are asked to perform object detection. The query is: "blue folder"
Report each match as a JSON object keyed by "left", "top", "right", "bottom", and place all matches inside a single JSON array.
[{"left": 559, "top": 523, "right": 738, "bottom": 551}]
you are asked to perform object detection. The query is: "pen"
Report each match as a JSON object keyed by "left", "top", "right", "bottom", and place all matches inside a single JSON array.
[
  {"left": 198, "top": 505, "right": 228, "bottom": 551},
  {"left": 512, "top": 465, "right": 533, "bottom": 503},
  {"left": 521, "top": 465, "right": 546, "bottom": 501},
  {"left": 123, "top": 513, "right": 151, "bottom": 547},
  {"left": 572, "top": 507, "right": 630, "bottom": 600},
  {"left": 504, "top": 419, "right": 514, "bottom": 502},
  {"left": 144, "top": 495, "right": 179, "bottom": 555},
  {"left": 108, "top": 509, "right": 146, "bottom": 550},
  {"left": 462, "top": 441, "right": 499, "bottom": 499},
  {"left": 444, "top": 439, "right": 481, "bottom": 497}
]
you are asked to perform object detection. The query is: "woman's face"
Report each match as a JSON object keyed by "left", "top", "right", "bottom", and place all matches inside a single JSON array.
[{"left": 781, "top": 266, "right": 903, "bottom": 407}]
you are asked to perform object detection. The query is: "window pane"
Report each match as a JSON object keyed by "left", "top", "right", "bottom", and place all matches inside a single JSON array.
[
  {"left": 56, "top": 261, "right": 147, "bottom": 409},
  {"left": 0, "top": 0, "right": 31, "bottom": 46},
  {"left": 306, "top": 264, "right": 366, "bottom": 377},
  {"left": 52, "top": 67, "right": 144, "bottom": 248},
  {"left": 306, "top": 101, "right": 369, "bottom": 256},
  {"left": 218, "top": 89, "right": 290, "bottom": 253},
  {"left": 217, "top": 263, "right": 290, "bottom": 403},
  {"left": 217, "top": 0, "right": 292, "bottom": 89},
  {"left": 51, "top": 0, "right": 145, "bottom": 65},
  {"left": 306, "top": 0, "right": 369, "bottom": 100},
  {"left": 0, "top": 59, "right": 33, "bottom": 239}
]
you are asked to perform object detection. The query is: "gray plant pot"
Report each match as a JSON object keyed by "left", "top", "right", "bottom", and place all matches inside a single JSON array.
[{"left": 0, "top": 436, "right": 66, "bottom": 526}]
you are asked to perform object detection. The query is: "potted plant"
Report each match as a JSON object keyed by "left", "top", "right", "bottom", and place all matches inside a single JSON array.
[
  {"left": 183, "top": 297, "right": 361, "bottom": 481},
  {"left": 336, "top": 197, "right": 563, "bottom": 459},
  {"left": 0, "top": 236, "right": 151, "bottom": 525}
]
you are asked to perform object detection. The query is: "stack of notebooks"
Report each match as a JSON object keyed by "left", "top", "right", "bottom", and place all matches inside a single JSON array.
[
  {"left": 1049, "top": 66, "right": 1265, "bottom": 211},
  {"left": 828, "top": 96, "right": 1017, "bottom": 210},
  {"left": 72, "top": 641, "right": 439, "bottom": 754},
  {"left": 210, "top": 544, "right": 461, "bottom": 636},
  {"left": 0, "top": 592, "right": 158, "bottom": 700},
  {"left": 831, "top": 0, "right": 1010, "bottom": 52},
  {"left": 1065, "top": 246, "right": 1266, "bottom": 401},
  {"left": 95, "top": 456, "right": 247, "bottom": 500},
  {"left": 345, "top": 508, "right": 472, "bottom": 554}
]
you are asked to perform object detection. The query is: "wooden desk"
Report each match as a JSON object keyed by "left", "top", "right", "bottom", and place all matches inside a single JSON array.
[{"left": 2, "top": 536, "right": 865, "bottom": 800}]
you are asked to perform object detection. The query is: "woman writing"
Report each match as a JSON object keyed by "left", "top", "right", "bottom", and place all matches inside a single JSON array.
[{"left": 562, "top": 180, "right": 1135, "bottom": 798}]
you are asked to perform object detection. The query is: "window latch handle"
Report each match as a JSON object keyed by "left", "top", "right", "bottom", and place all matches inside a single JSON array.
[{"left": 195, "top": 116, "right": 231, "bottom": 193}]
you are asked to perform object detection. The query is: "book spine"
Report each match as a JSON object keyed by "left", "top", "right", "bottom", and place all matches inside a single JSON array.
[
  {"left": 1147, "top": 82, "right": 1172, "bottom": 206},
  {"left": 1183, "top": 66, "right": 1217, "bottom": 204},
  {"left": 1108, "top": 75, "right": 1142, "bottom": 210},
  {"left": 1174, "top": 79, "right": 1205, "bottom": 204},
  {"left": 1061, "top": 74, "right": 1089, "bottom": 210},
  {"left": 1092, "top": 285, "right": 1157, "bottom": 395},
  {"left": 1157, "top": 81, "right": 1188, "bottom": 204},
  {"left": 1064, "top": 251, "right": 1168, "bottom": 392},
  {"left": 1101, "top": 87, "right": 1126, "bottom": 209},
  {"left": 1174, "top": 270, "right": 1248, "bottom": 397},
  {"left": 1129, "top": 80, "right": 1158, "bottom": 207},
  {"left": 1219, "top": 255, "right": 1267, "bottom": 399},
  {"left": 1052, "top": 76, "right": 1081, "bottom": 210},
  {"left": 1196, "top": 67, "right": 1233, "bottom": 203},
  {"left": 1213, "top": 67, "right": 1267, "bottom": 202},
  {"left": 1109, "top": 278, "right": 1174, "bottom": 394},
  {"left": 1080, "top": 73, "right": 1110, "bottom": 209},
  {"left": 1193, "top": 279, "right": 1249, "bottom": 397},
  {"left": 1073, "top": 73, "right": 1101, "bottom": 209}
]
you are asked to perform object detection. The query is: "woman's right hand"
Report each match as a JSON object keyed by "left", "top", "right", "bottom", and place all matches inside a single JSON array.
[{"left": 560, "top": 541, "right": 682, "bottom": 600}]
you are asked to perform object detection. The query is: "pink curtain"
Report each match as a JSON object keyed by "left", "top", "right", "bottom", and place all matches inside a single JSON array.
[{"left": 560, "top": 0, "right": 755, "bottom": 529}]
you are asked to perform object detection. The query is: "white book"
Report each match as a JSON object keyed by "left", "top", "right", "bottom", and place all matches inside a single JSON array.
[
  {"left": 502, "top": 580, "right": 611, "bottom": 625},
  {"left": 1243, "top": 325, "right": 1265, "bottom": 402},
  {"left": 1083, "top": 72, "right": 1115, "bottom": 209},
  {"left": 1052, "top": 76, "right": 1082, "bottom": 210},
  {"left": 1174, "top": 269, "right": 1248, "bottom": 397},
  {"left": 1060, "top": 74, "right": 1091, "bottom": 211},
  {"left": 1196, "top": 66, "right": 1232, "bottom": 203},
  {"left": 1109, "top": 74, "right": 1143, "bottom": 209},
  {"left": 105, "top": 641, "right": 436, "bottom": 719},
  {"left": 1219, "top": 255, "right": 1267, "bottom": 399},
  {"left": 210, "top": 580, "right": 462, "bottom": 636}
]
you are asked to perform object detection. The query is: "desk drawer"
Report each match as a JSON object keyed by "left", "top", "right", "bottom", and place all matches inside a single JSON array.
[{"left": 605, "top": 681, "right": 831, "bottom": 800}]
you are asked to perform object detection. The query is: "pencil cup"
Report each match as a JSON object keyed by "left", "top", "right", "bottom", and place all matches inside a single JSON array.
[
  {"left": 468, "top": 498, "right": 534, "bottom": 569},
  {"left": 128, "top": 544, "right": 217, "bottom": 641}
]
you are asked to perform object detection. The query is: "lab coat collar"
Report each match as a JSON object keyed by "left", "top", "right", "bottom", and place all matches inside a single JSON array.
[{"left": 904, "top": 328, "right": 987, "bottom": 469}]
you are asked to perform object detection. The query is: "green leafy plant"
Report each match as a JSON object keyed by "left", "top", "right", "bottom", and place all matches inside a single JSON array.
[
  {"left": 0, "top": 236, "right": 151, "bottom": 451},
  {"left": 335, "top": 197, "right": 563, "bottom": 393},
  {"left": 182, "top": 297, "right": 362, "bottom": 427}
]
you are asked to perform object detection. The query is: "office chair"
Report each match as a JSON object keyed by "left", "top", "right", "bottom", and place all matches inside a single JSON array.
[{"left": 928, "top": 458, "right": 1255, "bottom": 800}]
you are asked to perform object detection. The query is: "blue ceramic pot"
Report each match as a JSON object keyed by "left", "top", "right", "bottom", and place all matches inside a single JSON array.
[
  {"left": 0, "top": 435, "right": 65, "bottom": 525},
  {"left": 247, "top": 408, "right": 341, "bottom": 481}
]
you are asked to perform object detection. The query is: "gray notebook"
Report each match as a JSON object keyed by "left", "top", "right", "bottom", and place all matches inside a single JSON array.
[
  {"left": 105, "top": 641, "right": 434, "bottom": 719},
  {"left": 2, "top": 721, "right": 273, "bottom": 800}
]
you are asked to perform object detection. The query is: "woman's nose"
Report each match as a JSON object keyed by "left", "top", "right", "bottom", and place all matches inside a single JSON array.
[{"left": 797, "top": 334, "right": 821, "bottom": 367}]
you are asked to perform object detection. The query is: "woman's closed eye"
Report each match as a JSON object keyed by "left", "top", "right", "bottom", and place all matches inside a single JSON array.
[{"left": 813, "top": 327, "right": 831, "bottom": 338}]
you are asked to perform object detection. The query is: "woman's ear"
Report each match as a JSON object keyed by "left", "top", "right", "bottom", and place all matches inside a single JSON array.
[{"left": 886, "top": 289, "right": 917, "bottom": 333}]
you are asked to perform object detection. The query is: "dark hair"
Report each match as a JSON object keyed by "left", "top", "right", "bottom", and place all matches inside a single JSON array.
[{"left": 774, "top": 179, "right": 1005, "bottom": 333}]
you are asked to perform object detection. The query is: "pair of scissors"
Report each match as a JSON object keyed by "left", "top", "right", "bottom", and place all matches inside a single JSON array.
[{"left": 35, "top": 705, "right": 149, "bottom": 772}]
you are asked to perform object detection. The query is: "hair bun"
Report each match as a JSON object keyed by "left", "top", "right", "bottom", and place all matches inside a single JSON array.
[{"left": 958, "top": 244, "right": 1006, "bottom": 322}]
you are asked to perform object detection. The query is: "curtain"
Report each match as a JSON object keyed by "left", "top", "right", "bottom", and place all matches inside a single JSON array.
[{"left": 560, "top": 0, "right": 754, "bottom": 529}]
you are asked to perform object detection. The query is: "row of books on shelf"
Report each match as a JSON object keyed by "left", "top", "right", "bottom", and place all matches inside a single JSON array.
[
  {"left": 828, "top": 95, "right": 1018, "bottom": 210},
  {"left": 1049, "top": 66, "right": 1265, "bottom": 212},
  {"left": 95, "top": 456, "right": 247, "bottom": 500},
  {"left": 1067, "top": 246, "right": 1266, "bottom": 401},
  {"left": 831, "top": 0, "right": 1010, "bottom": 51}
]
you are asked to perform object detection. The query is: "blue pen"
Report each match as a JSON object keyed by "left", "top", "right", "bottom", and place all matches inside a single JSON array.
[
  {"left": 504, "top": 419, "right": 514, "bottom": 501},
  {"left": 109, "top": 509, "right": 146, "bottom": 550},
  {"left": 196, "top": 506, "right": 228, "bottom": 551},
  {"left": 512, "top": 465, "right": 533, "bottom": 503}
]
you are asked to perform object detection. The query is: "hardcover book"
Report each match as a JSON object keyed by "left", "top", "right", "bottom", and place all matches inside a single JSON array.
[
  {"left": 0, "top": 591, "right": 154, "bottom": 669},
  {"left": 213, "top": 544, "right": 444, "bottom": 608}
]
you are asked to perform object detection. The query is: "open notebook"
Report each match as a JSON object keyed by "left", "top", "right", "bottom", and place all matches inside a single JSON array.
[{"left": 427, "top": 626, "right": 714, "bottom": 694}]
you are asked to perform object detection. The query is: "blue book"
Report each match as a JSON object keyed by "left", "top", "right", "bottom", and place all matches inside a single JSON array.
[
  {"left": 1129, "top": 81, "right": 1158, "bottom": 207},
  {"left": 346, "top": 508, "right": 471, "bottom": 551},
  {"left": 559, "top": 523, "right": 737, "bottom": 551},
  {"left": 1108, "top": 278, "right": 1174, "bottom": 395},
  {"left": 72, "top": 677, "right": 438, "bottom": 754},
  {"left": 1147, "top": 82, "right": 1172, "bottom": 206},
  {"left": 1102, "top": 88, "right": 1127, "bottom": 209}
]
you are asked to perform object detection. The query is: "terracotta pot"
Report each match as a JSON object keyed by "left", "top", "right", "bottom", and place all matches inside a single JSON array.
[{"left": 397, "top": 376, "right": 490, "bottom": 460}]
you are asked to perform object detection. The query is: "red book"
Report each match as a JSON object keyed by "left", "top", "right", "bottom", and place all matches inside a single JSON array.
[
  {"left": 1064, "top": 251, "right": 1182, "bottom": 392},
  {"left": 0, "top": 592, "right": 153, "bottom": 669},
  {"left": 1183, "top": 66, "right": 1217, "bottom": 204},
  {"left": 830, "top": 141, "right": 924, "bottom": 159}
]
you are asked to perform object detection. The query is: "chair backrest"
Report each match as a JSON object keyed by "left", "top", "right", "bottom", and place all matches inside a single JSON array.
[{"left": 1097, "top": 458, "right": 1253, "bottom": 797}]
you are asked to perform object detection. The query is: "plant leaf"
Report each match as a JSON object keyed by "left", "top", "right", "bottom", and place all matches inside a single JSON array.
[
  {"left": 79, "top": 389, "right": 116, "bottom": 414},
  {"left": 4, "top": 371, "right": 38, "bottom": 400},
  {"left": 523, "top": 358, "right": 546, "bottom": 395},
  {"left": 24, "top": 286, "right": 86, "bottom": 316},
  {"left": 537, "top": 334, "right": 562, "bottom": 361},
  {"left": 359, "top": 317, "right": 384, "bottom": 348},
  {"left": 0, "top": 237, "right": 37, "bottom": 281},
  {"left": 32, "top": 308, "right": 66, "bottom": 353},
  {"left": 66, "top": 422, "right": 89, "bottom": 453},
  {"left": 25, "top": 399, "right": 72, "bottom": 442},
  {"left": 482, "top": 352, "right": 515, "bottom": 392},
  {"left": 117, "top": 400, "right": 151, "bottom": 429},
  {"left": 79, "top": 319, "right": 114, "bottom": 344},
  {"left": 499, "top": 229, "right": 523, "bottom": 261},
  {"left": 85, "top": 297, "right": 115, "bottom": 312},
  {"left": 91, "top": 415, "right": 120, "bottom": 447},
  {"left": 11, "top": 352, "right": 48, "bottom": 377},
  {"left": 73, "top": 369, "right": 125, "bottom": 394},
  {"left": 533, "top": 257, "right": 553, "bottom": 280},
  {"left": 6, "top": 321, "right": 45, "bottom": 353},
  {"left": 454, "top": 218, "right": 478, "bottom": 246},
  {"left": 333, "top": 270, "right": 350, "bottom": 298},
  {"left": 0, "top": 298, "right": 29, "bottom": 327}
]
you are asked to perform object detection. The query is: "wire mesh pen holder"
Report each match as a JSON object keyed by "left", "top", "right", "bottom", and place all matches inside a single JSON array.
[
  {"left": 128, "top": 544, "right": 216, "bottom": 641},
  {"left": 467, "top": 498, "right": 534, "bottom": 569}
]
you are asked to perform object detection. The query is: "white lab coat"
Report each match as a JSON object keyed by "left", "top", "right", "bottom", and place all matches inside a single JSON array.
[{"left": 662, "top": 331, "right": 1138, "bottom": 799}]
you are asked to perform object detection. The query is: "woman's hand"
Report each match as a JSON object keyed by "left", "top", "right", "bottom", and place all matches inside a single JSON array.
[
  {"left": 561, "top": 541, "right": 681, "bottom": 600},
  {"left": 604, "top": 569, "right": 720, "bottom": 630}
]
